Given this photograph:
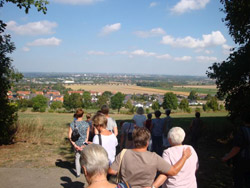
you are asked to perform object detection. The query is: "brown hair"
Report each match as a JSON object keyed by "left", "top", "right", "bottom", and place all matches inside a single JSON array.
[
  {"left": 92, "top": 113, "right": 107, "bottom": 129},
  {"left": 101, "top": 105, "right": 109, "bottom": 115},
  {"left": 75, "top": 108, "right": 84, "bottom": 118},
  {"left": 133, "top": 127, "right": 151, "bottom": 148},
  {"left": 86, "top": 113, "right": 91, "bottom": 119}
]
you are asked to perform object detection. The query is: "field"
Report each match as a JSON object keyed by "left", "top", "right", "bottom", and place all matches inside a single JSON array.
[{"left": 0, "top": 111, "right": 235, "bottom": 187}]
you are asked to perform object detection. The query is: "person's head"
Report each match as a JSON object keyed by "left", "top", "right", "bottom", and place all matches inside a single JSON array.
[
  {"left": 92, "top": 113, "right": 107, "bottom": 129},
  {"left": 195, "top": 112, "right": 200, "bottom": 118},
  {"left": 101, "top": 105, "right": 109, "bottom": 115},
  {"left": 133, "top": 127, "right": 151, "bottom": 148},
  {"left": 147, "top": 113, "right": 152, "bottom": 119},
  {"left": 80, "top": 144, "right": 109, "bottom": 181},
  {"left": 86, "top": 113, "right": 91, "bottom": 120},
  {"left": 168, "top": 127, "right": 186, "bottom": 146},
  {"left": 73, "top": 113, "right": 77, "bottom": 119},
  {"left": 75, "top": 108, "right": 84, "bottom": 118},
  {"left": 154, "top": 110, "right": 161, "bottom": 118},
  {"left": 165, "top": 109, "right": 171, "bottom": 116},
  {"left": 136, "top": 107, "right": 144, "bottom": 115}
]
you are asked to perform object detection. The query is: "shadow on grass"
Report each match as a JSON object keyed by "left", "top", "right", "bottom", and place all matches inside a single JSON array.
[{"left": 60, "top": 176, "right": 85, "bottom": 188}]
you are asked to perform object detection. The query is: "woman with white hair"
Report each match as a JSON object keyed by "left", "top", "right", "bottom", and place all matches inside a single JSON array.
[
  {"left": 81, "top": 144, "right": 131, "bottom": 188},
  {"left": 132, "top": 107, "right": 146, "bottom": 127},
  {"left": 152, "top": 127, "right": 199, "bottom": 188}
]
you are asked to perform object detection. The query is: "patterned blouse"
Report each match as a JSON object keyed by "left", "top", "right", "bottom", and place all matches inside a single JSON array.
[{"left": 70, "top": 120, "right": 89, "bottom": 147}]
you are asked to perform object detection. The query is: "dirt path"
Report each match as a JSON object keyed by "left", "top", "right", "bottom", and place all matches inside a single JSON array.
[{"left": 0, "top": 167, "right": 88, "bottom": 188}]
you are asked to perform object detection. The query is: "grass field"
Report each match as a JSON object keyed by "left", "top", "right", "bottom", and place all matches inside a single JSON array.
[{"left": 0, "top": 111, "right": 235, "bottom": 187}]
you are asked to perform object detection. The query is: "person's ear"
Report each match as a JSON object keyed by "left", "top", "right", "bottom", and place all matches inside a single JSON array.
[{"left": 82, "top": 166, "right": 87, "bottom": 176}]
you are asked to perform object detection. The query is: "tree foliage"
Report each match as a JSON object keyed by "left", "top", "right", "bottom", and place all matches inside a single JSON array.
[
  {"left": 50, "top": 101, "right": 63, "bottom": 110},
  {"left": 162, "top": 92, "right": 178, "bottom": 110},
  {"left": 152, "top": 101, "right": 160, "bottom": 111},
  {"left": 0, "top": 0, "right": 48, "bottom": 144},
  {"left": 32, "top": 95, "right": 48, "bottom": 112},
  {"left": 82, "top": 91, "right": 92, "bottom": 109},
  {"left": 179, "top": 98, "right": 189, "bottom": 112},
  {"left": 207, "top": 0, "right": 250, "bottom": 122},
  {"left": 188, "top": 90, "right": 198, "bottom": 100},
  {"left": 110, "top": 92, "right": 125, "bottom": 113},
  {"left": 206, "top": 97, "right": 219, "bottom": 112},
  {"left": 63, "top": 93, "right": 83, "bottom": 111}
]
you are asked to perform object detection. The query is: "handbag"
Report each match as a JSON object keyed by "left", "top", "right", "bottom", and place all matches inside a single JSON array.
[
  {"left": 71, "top": 121, "right": 80, "bottom": 142},
  {"left": 116, "top": 149, "right": 127, "bottom": 183}
]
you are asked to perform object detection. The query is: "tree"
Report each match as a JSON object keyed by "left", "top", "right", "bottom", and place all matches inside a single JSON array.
[
  {"left": 32, "top": 95, "right": 48, "bottom": 112},
  {"left": 152, "top": 101, "right": 160, "bottom": 111},
  {"left": 188, "top": 91, "right": 198, "bottom": 100},
  {"left": 97, "top": 95, "right": 109, "bottom": 108},
  {"left": 110, "top": 92, "right": 125, "bottom": 113},
  {"left": 0, "top": 0, "right": 48, "bottom": 144},
  {"left": 50, "top": 101, "right": 63, "bottom": 110},
  {"left": 102, "top": 91, "right": 112, "bottom": 98},
  {"left": 82, "top": 91, "right": 92, "bottom": 109},
  {"left": 206, "top": 97, "right": 219, "bottom": 111},
  {"left": 125, "top": 99, "right": 133, "bottom": 109},
  {"left": 162, "top": 92, "right": 178, "bottom": 110},
  {"left": 179, "top": 98, "right": 190, "bottom": 112},
  {"left": 63, "top": 93, "right": 83, "bottom": 111},
  {"left": 207, "top": 0, "right": 250, "bottom": 122}
]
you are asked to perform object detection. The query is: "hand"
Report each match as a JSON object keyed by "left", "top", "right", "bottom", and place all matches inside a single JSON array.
[
  {"left": 75, "top": 145, "right": 82, "bottom": 151},
  {"left": 182, "top": 147, "right": 192, "bottom": 159}
]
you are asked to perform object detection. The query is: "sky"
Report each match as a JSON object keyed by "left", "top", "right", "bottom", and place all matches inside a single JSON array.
[{"left": 1, "top": 0, "right": 235, "bottom": 76}]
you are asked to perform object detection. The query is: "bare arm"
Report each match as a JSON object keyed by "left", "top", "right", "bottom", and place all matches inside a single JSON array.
[
  {"left": 152, "top": 174, "right": 168, "bottom": 188},
  {"left": 166, "top": 147, "right": 192, "bottom": 176},
  {"left": 222, "top": 146, "right": 240, "bottom": 162},
  {"left": 68, "top": 127, "right": 81, "bottom": 151},
  {"left": 85, "top": 127, "right": 89, "bottom": 142},
  {"left": 113, "top": 126, "right": 118, "bottom": 136}
]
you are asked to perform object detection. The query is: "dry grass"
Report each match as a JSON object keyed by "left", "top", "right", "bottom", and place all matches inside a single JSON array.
[
  {"left": 174, "top": 85, "right": 217, "bottom": 89},
  {"left": 64, "top": 84, "right": 190, "bottom": 96}
]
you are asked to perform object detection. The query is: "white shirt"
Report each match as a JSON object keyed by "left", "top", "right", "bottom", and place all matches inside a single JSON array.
[
  {"left": 93, "top": 133, "right": 118, "bottom": 164},
  {"left": 106, "top": 117, "right": 117, "bottom": 133},
  {"left": 133, "top": 114, "right": 146, "bottom": 127}
]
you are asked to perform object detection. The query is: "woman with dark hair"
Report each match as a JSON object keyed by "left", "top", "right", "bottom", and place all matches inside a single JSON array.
[{"left": 68, "top": 108, "right": 89, "bottom": 178}]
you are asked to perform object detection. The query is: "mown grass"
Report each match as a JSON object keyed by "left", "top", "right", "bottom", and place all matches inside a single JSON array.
[{"left": 0, "top": 111, "right": 235, "bottom": 187}]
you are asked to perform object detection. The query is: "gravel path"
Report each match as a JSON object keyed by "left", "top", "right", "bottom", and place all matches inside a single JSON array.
[{"left": 0, "top": 168, "right": 88, "bottom": 188}]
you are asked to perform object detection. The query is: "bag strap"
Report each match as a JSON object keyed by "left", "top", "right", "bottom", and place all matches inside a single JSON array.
[
  {"left": 116, "top": 149, "right": 127, "bottom": 183},
  {"left": 74, "top": 120, "right": 77, "bottom": 129},
  {"left": 98, "top": 134, "right": 102, "bottom": 146}
]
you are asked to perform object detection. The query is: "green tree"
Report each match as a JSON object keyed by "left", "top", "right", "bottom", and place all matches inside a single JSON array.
[
  {"left": 82, "top": 91, "right": 92, "bottom": 109},
  {"left": 188, "top": 90, "right": 198, "bottom": 100},
  {"left": 110, "top": 92, "right": 125, "bottom": 113},
  {"left": 206, "top": 97, "right": 219, "bottom": 111},
  {"left": 63, "top": 93, "right": 83, "bottom": 111},
  {"left": 50, "top": 101, "right": 63, "bottom": 110},
  {"left": 179, "top": 98, "right": 189, "bottom": 112},
  {"left": 0, "top": 0, "right": 48, "bottom": 144},
  {"left": 32, "top": 95, "right": 48, "bottom": 112},
  {"left": 152, "top": 101, "right": 160, "bottom": 111},
  {"left": 207, "top": 0, "right": 250, "bottom": 122},
  {"left": 125, "top": 99, "right": 133, "bottom": 109},
  {"left": 162, "top": 92, "right": 178, "bottom": 110},
  {"left": 97, "top": 95, "right": 109, "bottom": 108},
  {"left": 102, "top": 91, "right": 112, "bottom": 98}
]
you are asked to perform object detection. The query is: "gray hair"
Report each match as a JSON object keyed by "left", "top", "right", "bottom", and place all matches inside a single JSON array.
[
  {"left": 167, "top": 127, "right": 185, "bottom": 146},
  {"left": 136, "top": 107, "right": 144, "bottom": 115},
  {"left": 80, "top": 144, "right": 109, "bottom": 177}
]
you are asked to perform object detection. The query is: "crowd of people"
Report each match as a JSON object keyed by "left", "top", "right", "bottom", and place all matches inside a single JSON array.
[{"left": 68, "top": 105, "right": 250, "bottom": 188}]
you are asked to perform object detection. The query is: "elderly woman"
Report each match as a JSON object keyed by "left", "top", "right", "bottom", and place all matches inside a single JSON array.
[
  {"left": 68, "top": 108, "right": 89, "bottom": 178},
  {"left": 81, "top": 144, "right": 131, "bottom": 188},
  {"left": 109, "top": 127, "right": 192, "bottom": 188},
  {"left": 132, "top": 107, "right": 146, "bottom": 127},
  {"left": 152, "top": 127, "right": 199, "bottom": 188}
]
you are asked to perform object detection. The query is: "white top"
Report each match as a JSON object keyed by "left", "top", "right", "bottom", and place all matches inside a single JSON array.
[
  {"left": 133, "top": 114, "right": 146, "bottom": 127},
  {"left": 93, "top": 133, "right": 118, "bottom": 164},
  {"left": 162, "top": 145, "right": 199, "bottom": 188},
  {"left": 106, "top": 117, "right": 117, "bottom": 133}
]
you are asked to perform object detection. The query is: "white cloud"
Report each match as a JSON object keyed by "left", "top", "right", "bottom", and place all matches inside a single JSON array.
[
  {"left": 150, "top": 2, "right": 157, "bottom": 7},
  {"left": 22, "top": 47, "right": 30, "bottom": 52},
  {"left": 131, "top": 49, "right": 156, "bottom": 57},
  {"left": 161, "top": 31, "right": 226, "bottom": 48},
  {"left": 87, "top": 51, "right": 106, "bottom": 55},
  {"left": 196, "top": 56, "right": 217, "bottom": 62},
  {"left": 116, "top": 51, "right": 129, "bottom": 55},
  {"left": 53, "top": 0, "right": 102, "bottom": 5},
  {"left": 134, "top": 28, "right": 165, "bottom": 38},
  {"left": 222, "top": 44, "right": 233, "bottom": 55},
  {"left": 171, "top": 0, "right": 210, "bottom": 14},
  {"left": 156, "top": 54, "right": 172, "bottom": 59},
  {"left": 100, "top": 23, "right": 121, "bottom": 36},
  {"left": 27, "top": 37, "right": 61, "bottom": 46},
  {"left": 6, "top": 20, "right": 57, "bottom": 36},
  {"left": 174, "top": 56, "right": 192, "bottom": 61}
]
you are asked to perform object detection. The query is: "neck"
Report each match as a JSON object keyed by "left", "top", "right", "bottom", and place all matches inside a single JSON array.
[
  {"left": 89, "top": 174, "right": 107, "bottom": 185},
  {"left": 133, "top": 146, "right": 148, "bottom": 152},
  {"left": 77, "top": 117, "right": 83, "bottom": 121}
]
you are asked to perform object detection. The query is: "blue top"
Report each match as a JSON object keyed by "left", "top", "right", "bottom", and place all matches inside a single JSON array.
[
  {"left": 70, "top": 120, "right": 89, "bottom": 146},
  {"left": 151, "top": 118, "right": 164, "bottom": 137}
]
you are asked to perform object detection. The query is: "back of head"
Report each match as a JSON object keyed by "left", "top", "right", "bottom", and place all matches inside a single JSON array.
[
  {"left": 101, "top": 105, "right": 109, "bottom": 115},
  {"left": 92, "top": 113, "right": 107, "bottom": 128},
  {"left": 136, "top": 107, "right": 144, "bottom": 115},
  {"left": 154, "top": 110, "right": 161, "bottom": 118},
  {"left": 86, "top": 113, "right": 91, "bottom": 119},
  {"left": 165, "top": 109, "right": 171, "bottom": 116},
  {"left": 147, "top": 113, "right": 152, "bottom": 119},
  {"left": 168, "top": 127, "right": 186, "bottom": 146},
  {"left": 80, "top": 144, "right": 109, "bottom": 177},
  {"left": 195, "top": 112, "right": 200, "bottom": 118},
  {"left": 76, "top": 108, "right": 84, "bottom": 118},
  {"left": 133, "top": 127, "right": 151, "bottom": 148}
]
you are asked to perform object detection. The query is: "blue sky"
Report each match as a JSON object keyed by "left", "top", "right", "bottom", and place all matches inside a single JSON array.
[{"left": 1, "top": 0, "right": 235, "bottom": 76}]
